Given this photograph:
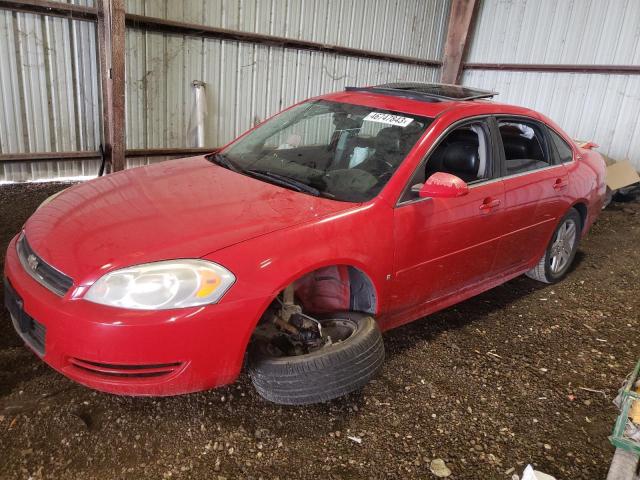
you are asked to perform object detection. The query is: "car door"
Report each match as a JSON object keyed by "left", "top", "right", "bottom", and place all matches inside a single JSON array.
[
  {"left": 492, "top": 117, "right": 569, "bottom": 274},
  {"left": 390, "top": 118, "right": 507, "bottom": 317}
]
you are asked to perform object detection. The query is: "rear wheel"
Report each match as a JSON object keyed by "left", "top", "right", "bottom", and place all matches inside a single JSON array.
[
  {"left": 526, "top": 208, "right": 581, "bottom": 284},
  {"left": 248, "top": 312, "right": 384, "bottom": 405}
]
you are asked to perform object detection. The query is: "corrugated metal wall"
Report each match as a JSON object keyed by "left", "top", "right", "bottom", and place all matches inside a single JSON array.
[
  {"left": 124, "top": 0, "right": 449, "bottom": 154},
  {"left": 8, "top": 0, "right": 637, "bottom": 181},
  {"left": 463, "top": 0, "right": 640, "bottom": 169},
  {"left": 0, "top": 0, "right": 102, "bottom": 181},
  {"left": 127, "top": 0, "right": 448, "bottom": 59},
  {"left": 0, "top": 0, "right": 450, "bottom": 180}
]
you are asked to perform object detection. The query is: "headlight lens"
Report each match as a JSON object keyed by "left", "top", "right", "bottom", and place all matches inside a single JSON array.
[
  {"left": 37, "top": 188, "right": 68, "bottom": 210},
  {"left": 84, "top": 259, "right": 235, "bottom": 310}
]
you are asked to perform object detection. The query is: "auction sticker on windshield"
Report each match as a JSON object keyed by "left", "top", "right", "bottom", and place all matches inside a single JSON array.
[{"left": 363, "top": 112, "right": 414, "bottom": 127}]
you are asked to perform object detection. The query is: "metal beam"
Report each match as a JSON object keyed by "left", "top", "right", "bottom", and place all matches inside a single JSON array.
[
  {"left": 125, "top": 147, "right": 214, "bottom": 158},
  {"left": 97, "top": 0, "right": 125, "bottom": 172},
  {"left": 0, "top": 151, "right": 101, "bottom": 162},
  {"left": 440, "top": 0, "right": 478, "bottom": 84},
  {"left": 0, "top": 0, "right": 96, "bottom": 21},
  {"left": 463, "top": 63, "right": 640, "bottom": 75},
  {"left": 124, "top": 14, "right": 442, "bottom": 68},
  {"left": 0, "top": 1, "right": 442, "bottom": 68},
  {"left": 0, "top": 148, "right": 215, "bottom": 163}
]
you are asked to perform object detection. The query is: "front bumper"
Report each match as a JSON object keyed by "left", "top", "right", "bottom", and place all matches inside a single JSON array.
[{"left": 3, "top": 235, "right": 268, "bottom": 396}]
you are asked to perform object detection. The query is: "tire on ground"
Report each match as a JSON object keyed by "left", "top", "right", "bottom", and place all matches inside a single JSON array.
[
  {"left": 248, "top": 312, "right": 384, "bottom": 405},
  {"left": 526, "top": 207, "right": 582, "bottom": 284}
]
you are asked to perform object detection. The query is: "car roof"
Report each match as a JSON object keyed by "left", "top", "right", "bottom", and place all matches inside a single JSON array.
[{"left": 318, "top": 82, "right": 539, "bottom": 120}]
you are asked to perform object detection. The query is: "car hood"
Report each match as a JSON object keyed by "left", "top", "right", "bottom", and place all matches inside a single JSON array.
[{"left": 23, "top": 157, "right": 354, "bottom": 284}]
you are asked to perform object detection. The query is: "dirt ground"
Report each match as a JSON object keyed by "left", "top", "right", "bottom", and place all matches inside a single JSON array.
[{"left": 0, "top": 181, "right": 638, "bottom": 480}]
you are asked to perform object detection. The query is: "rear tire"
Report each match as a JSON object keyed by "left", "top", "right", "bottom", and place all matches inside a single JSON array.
[
  {"left": 526, "top": 208, "right": 581, "bottom": 284},
  {"left": 248, "top": 312, "right": 384, "bottom": 405}
]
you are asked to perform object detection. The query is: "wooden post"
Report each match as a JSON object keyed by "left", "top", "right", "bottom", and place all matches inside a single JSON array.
[
  {"left": 440, "top": 0, "right": 478, "bottom": 85},
  {"left": 97, "top": 0, "right": 125, "bottom": 172}
]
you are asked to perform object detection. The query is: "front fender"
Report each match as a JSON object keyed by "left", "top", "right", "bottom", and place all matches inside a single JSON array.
[
  {"left": 206, "top": 201, "right": 395, "bottom": 318},
  {"left": 198, "top": 200, "right": 394, "bottom": 375}
]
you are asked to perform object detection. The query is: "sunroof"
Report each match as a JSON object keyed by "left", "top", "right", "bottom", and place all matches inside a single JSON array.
[{"left": 345, "top": 82, "right": 498, "bottom": 102}]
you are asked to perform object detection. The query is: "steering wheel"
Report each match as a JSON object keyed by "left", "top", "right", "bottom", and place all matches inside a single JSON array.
[{"left": 324, "top": 168, "right": 379, "bottom": 193}]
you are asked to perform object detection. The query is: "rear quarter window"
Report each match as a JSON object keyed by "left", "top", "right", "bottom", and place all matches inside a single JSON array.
[{"left": 548, "top": 129, "right": 574, "bottom": 164}]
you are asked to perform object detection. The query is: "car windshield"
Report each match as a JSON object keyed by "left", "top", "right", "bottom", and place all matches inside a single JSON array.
[{"left": 217, "top": 100, "right": 432, "bottom": 202}]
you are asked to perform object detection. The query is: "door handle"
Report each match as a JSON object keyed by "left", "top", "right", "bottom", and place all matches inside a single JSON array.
[
  {"left": 553, "top": 178, "right": 569, "bottom": 190},
  {"left": 479, "top": 197, "right": 501, "bottom": 212}
]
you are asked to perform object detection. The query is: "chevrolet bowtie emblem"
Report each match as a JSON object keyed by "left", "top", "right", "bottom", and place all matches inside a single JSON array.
[{"left": 27, "top": 253, "right": 39, "bottom": 271}]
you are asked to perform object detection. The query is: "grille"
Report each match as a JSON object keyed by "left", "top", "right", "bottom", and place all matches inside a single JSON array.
[
  {"left": 4, "top": 277, "right": 46, "bottom": 355},
  {"left": 69, "top": 358, "right": 182, "bottom": 378},
  {"left": 16, "top": 233, "right": 73, "bottom": 296}
]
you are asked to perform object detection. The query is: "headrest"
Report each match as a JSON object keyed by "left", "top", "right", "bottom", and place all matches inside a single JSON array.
[
  {"left": 502, "top": 137, "right": 530, "bottom": 159},
  {"left": 499, "top": 125, "right": 524, "bottom": 137},
  {"left": 447, "top": 128, "right": 479, "bottom": 145},
  {"left": 400, "top": 122, "right": 425, "bottom": 151},
  {"left": 339, "top": 118, "right": 362, "bottom": 131},
  {"left": 374, "top": 127, "right": 401, "bottom": 153},
  {"left": 442, "top": 142, "right": 479, "bottom": 175}
]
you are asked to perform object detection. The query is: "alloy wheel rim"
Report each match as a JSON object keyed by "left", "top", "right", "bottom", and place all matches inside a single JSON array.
[{"left": 549, "top": 219, "right": 577, "bottom": 274}]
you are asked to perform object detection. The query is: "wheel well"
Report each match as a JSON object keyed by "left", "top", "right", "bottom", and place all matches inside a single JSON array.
[
  {"left": 288, "top": 265, "right": 377, "bottom": 315},
  {"left": 572, "top": 202, "right": 587, "bottom": 232},
  {"left": 258, "top": 265, "right": 378, "bottom": 323},
  {"left": 346, "top": 266, "right": 377, "bottom": 314}
]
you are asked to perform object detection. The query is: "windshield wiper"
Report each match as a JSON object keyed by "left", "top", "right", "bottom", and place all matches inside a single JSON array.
[
  {"left": 207, "top": 152, "right": 241, "bottom": 172},
  {"left": 245, "top": 169, "right": 321, "bottom": 196}
]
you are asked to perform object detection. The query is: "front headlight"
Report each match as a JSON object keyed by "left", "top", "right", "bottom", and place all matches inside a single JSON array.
[
  {"left": 37, "top": 188, "right": 69, "bottom": 210},
  {"left": 84, "top": 259, "right": 235, "bottom": 310}
]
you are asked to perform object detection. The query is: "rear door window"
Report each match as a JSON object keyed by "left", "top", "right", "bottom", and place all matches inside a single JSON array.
[{"left": 497, "top": 120, "right": 551, "bottom": 175}]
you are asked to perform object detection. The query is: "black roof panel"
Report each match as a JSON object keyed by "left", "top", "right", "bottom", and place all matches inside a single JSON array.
[{"left": 345, "top": 82, "right": 498, "bottom": 102}]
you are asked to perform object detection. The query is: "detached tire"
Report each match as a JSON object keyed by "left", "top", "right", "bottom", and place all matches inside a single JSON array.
[
  {"left": 248, "top": 312, "right": 384, "bottom": 405},
  {"left": 526, "top": 208, "right": 582, "bottom": 284}
]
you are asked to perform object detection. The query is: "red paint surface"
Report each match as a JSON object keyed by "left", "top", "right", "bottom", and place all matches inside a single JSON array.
[{"left": 4, "top": 91, "right": 606, "bottom": 395}]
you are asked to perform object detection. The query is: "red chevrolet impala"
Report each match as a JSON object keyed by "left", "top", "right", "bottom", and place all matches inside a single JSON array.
[{"left": 4, "top": 83, "right": 606, "bottom": 404}]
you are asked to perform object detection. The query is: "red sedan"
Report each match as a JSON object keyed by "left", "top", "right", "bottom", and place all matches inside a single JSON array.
[{"left": 4, "top": 83, "right": 606, "bottom": 404}]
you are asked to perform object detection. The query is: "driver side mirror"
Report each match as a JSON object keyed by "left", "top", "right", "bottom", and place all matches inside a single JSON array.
[{"left": 416, "top": 172, "right": 469, "bottom": 198}]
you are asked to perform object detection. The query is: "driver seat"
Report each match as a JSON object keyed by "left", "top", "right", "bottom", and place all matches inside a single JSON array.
[{"left": 438, "top": 142, "right": 480, "bottom": 183}]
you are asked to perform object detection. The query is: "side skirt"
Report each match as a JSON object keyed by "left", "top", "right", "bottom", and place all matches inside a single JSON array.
[{"left": 379, "top": 266, "right": 531, "bottom": 332}]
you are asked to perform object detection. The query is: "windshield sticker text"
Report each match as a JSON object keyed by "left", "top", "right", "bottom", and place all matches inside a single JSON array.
[{"left": 363, "top": 112, "right": 414, "bottom": 127}]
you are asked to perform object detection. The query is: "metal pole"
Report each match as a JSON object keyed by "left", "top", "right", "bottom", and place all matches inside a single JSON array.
[
  {"left": 191, "top": 81, "right": 207, "bottom": 148},
  {"left": 97, "top": 0, "right": 125, "bottom": 172},
  {"left": 440, "top": 0, "right": 478, "bottom": 85}
]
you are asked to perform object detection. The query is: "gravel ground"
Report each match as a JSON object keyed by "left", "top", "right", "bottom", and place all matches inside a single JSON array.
[{"left": 0, "top": 181, "right": 639, "bottom": 480}]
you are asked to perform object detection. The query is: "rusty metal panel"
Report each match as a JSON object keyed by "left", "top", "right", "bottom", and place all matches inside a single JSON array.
[{"left": 463, "top": 69, "right": 640, "bottom": 170}]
